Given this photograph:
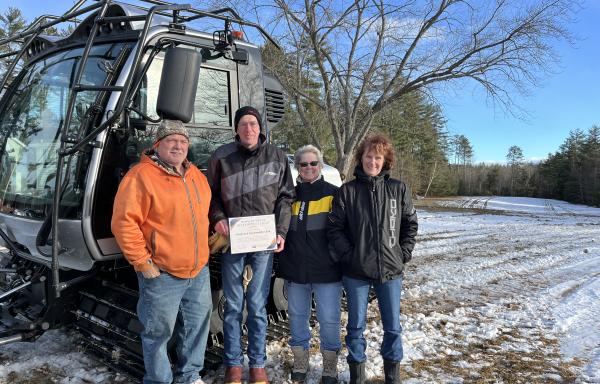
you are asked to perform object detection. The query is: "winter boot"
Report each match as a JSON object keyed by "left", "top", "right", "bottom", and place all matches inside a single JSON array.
[
  {"left": 320, "top": 350, "right": 338, "bottom": 384},
  {"left": 348, "top": 361, "right": 365, "bottom": 384},
  {"left": 290, "top": 346, "right": 309, "bottom": 382},
  {"left": 383, "top": 359, "right": 401, "bottom": 384}
]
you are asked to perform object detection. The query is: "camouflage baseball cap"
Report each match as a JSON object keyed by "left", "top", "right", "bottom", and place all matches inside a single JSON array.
[{"left": 155, "top": 119, "right": 189, "bottom": 142}]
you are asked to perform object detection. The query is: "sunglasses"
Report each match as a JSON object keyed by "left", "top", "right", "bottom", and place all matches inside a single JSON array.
[{"left": 299, "top": 161, "right": 319, "bottom": 168}]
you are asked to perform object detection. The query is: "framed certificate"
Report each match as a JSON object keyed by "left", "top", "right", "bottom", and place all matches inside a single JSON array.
[{"left": 228, "top": 214, "right": 277, "bottom": 254}]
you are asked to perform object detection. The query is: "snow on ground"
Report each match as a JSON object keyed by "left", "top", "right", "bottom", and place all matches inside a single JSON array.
[
  {"left": 398, "top": 196, "right": 600, "bottom": 383},
  {"left": 0, "top": 329, "right": 131, "bottom": 383},
  {"left": 1, "top": 196, "right": 599, "bottom": 383}
]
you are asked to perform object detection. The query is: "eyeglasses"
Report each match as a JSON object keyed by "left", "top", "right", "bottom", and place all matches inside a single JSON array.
[{"left": 299, "top": 161, "right": 319, "bottom": 168}]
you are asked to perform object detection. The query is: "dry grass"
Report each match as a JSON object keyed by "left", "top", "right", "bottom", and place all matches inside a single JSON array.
[
  {"left": 417, "top": 204, "right": 511, "bottom": 216},
  {"left": 385, "top": 284, "right": 585, "bottom": 383},
  {"left": 402, "top": 328, "right": 583, "bottom": 383},
  {"left": 3, "top": 363, "right": 63, "bottom": 384},
  {"left": 414, "top": 197, "right": 521, "bottom": 216}
]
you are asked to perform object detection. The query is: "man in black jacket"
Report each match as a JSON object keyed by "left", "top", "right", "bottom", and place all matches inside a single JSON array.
[
  {"left": 207, "top": 106, "right": 295, "bottom": 384},
  {"left": 328, "top": 134, "right": 418, "bottom": 384}
]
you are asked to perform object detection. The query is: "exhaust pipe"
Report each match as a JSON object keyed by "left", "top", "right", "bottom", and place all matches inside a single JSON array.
[{"left": 0, "top": 333, "right": 23, "bottom": 346}]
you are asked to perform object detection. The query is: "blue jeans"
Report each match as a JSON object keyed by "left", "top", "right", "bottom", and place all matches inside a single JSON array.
[
  {"left": 286, "top": 281, "right": 342, "bottom": 351},
  {"left": 136, "top": 267, "right": 212, "bottom": 384},
  {"left": 222, "top": 250, "right": 274, "bottom": 367},
  {"left": 343, "top": 276, "right": 403, "bottom": 363}
]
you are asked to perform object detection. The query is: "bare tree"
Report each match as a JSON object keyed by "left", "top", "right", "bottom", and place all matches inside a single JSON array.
[{"left": 248, "top": 0, "right": 579, "bottom": 177}]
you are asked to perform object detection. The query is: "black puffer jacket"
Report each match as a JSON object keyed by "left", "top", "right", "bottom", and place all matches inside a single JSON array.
[
  {"left": 327, "top": 166, "right": 418, "bottom": 283},
  {"left": 278, "top": 177, "right": 341, "bottom": 283},
  {"left": 206, "top": 135, "right": 295, "bottom": 237}
]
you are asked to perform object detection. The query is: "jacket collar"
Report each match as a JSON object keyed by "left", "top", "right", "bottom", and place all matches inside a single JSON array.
[
  {"left": 297, "top": 174, "right": 323, "bottom": 185},
  {"left": 354, "top": 165, "right": 389, "bottom": 184},
  {"left": 235, "top": 132, "right": 267, "bottom": 156},
  {"left": 142, "top": 149, "right": 190, "bottom": 176}
]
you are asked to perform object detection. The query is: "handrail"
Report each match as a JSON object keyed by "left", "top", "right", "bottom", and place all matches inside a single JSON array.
[
  {"left": 0, "top": 0, "right": 281, "bottom": 51},
  {"left": 50, "top": 0, "right": 114, "bottom": 299},
  {"left": 0, "top": 2, "right": 99, "bottom": 46},
  {"left": 61, "top": 5, "right": 187, "bottom": 157}
]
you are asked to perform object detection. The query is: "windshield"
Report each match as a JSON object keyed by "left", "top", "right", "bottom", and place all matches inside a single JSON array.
[{"left": 0, "top": 42, "right": 132, "bottom": 219}]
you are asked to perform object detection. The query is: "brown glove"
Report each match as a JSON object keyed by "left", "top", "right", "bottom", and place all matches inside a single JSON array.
[
  {"left": 208, "top": 231, "right": 230, "bottom": 255},
  {"left": 242, "top": 265, "right": 253, "bottom": 293}
]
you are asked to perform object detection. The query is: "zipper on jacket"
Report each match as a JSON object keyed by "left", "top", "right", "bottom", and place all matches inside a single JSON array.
[
  {"left": 182, "top": 176, "right": 200, "bottom": 277},
  {"left": 192, "top": 179, "right": 201, "bottom": 204},
  {"left": 372, "top": 180, "right": 384, "bottom": 282},
  {"left": 241, "top": 159, "right": 246, "bottom": 215}
]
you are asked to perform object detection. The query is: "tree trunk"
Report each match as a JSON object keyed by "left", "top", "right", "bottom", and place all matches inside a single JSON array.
[
  {"left": 424, "top": 161, "right": 437, "bottom": 198},
  {"left": 336, "top": 152, "right": 355, "bottom": 181}
]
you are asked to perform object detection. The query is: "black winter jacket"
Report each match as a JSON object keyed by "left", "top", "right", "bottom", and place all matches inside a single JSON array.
[
  {"left": 277, "top": 177, "right": 341, "bottom": 283},
  {"left": 327, "top": 166, "right": 418, "bottom": 283},
  {"left": 206, "top": 136, "right": 295, "bottom": 237}
]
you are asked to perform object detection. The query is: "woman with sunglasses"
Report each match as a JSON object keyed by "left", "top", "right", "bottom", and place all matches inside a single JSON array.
[
  {"left": 278, "top": 145, "right": 342, "bottom": 384},
  {"left": 328, "top": 134, "right": 418, "bottom": 384}
]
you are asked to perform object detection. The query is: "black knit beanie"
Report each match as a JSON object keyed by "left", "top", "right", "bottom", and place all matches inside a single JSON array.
[{"left": 234, "top": 106, "right": 263, "bottom": 132}]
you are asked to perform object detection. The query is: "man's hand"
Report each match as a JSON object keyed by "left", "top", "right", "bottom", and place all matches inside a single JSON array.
[
  {"left": 274, "top": 235, "right": 285, "bottom": 253},
  {"left": 215, "top": 219, "right": 229, "bottom": 236},
  {"left": 142, "top": 263, "right": 161, "bottom": 279}
]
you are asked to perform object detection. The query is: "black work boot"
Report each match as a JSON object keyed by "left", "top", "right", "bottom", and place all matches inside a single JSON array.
[
  {"left": 383, "top": 359, "right": 401, "bottom": 384},
  {"left": 348, "top": 361, "right": 365, "bottom": 384}
]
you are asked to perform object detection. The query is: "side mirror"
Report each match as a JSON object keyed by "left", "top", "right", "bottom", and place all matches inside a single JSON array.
[{"left": 156, "top": 47, "right": 201, "bottom": 123}]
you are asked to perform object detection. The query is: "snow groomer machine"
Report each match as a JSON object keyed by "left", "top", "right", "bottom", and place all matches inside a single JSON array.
[{"left": 0, "top": 0, "right": 287, "bottom": 378}]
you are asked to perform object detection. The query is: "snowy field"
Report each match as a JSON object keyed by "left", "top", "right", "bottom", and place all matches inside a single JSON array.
[{"left": 1, "top": 196, "right": 599, "bottom": 383}]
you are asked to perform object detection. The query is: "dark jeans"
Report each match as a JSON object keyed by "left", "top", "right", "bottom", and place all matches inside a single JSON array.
[{"left": 343, "top": 275, "right": 404, "bottom": 363}]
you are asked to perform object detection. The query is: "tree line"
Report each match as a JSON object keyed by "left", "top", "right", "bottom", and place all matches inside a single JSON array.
[{"left": 429, "top": 127, "right": 600, "bottom": 207}]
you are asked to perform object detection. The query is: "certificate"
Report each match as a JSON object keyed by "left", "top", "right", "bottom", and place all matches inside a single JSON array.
[{"left": 228, "top": 214, "right": 277, "bottom": 254}]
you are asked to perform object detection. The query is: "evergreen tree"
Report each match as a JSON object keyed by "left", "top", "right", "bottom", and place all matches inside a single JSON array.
[
  {"left": 506, "top": 145, "right": 525, "bottom": 195},
  {"left": 0, "top": 7, "right": 26, "bottom": 84}
]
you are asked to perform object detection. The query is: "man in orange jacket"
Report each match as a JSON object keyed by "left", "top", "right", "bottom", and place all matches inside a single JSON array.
[{"left": 112, "top": 120, "right": 212, "bottom": 384}]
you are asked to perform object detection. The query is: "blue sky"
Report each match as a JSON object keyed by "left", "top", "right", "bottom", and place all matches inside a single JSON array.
[
  {"left": 437, "top": 1, "right": 600, "bottom": 163},
  {"left": 3, "top": 0, "right": 599, "bottom": 164}
]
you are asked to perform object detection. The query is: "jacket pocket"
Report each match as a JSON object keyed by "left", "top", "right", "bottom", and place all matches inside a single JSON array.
[
  {"left": 345, "top": 247, "right": 355, "bottom": 263},
  {"left": 151, "top": 230, "right": 157, "bottom": 258},
  {"left": 401, "top": 247, "right": 412, "bottom": 264}
]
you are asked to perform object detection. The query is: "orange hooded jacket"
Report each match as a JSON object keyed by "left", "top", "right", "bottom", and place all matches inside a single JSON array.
[{"left": 111, "top": 153, "right": 211, "bottom": 278}]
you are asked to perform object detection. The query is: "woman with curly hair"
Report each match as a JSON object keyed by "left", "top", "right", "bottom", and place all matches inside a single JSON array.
[{"left": 328, "top": 134, "right": 418, "bottom": 384}]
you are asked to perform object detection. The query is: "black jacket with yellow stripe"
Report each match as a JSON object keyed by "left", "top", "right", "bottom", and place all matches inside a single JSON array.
[{"left": 277, "top": 177, "right": 341, "bottom": 283}]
